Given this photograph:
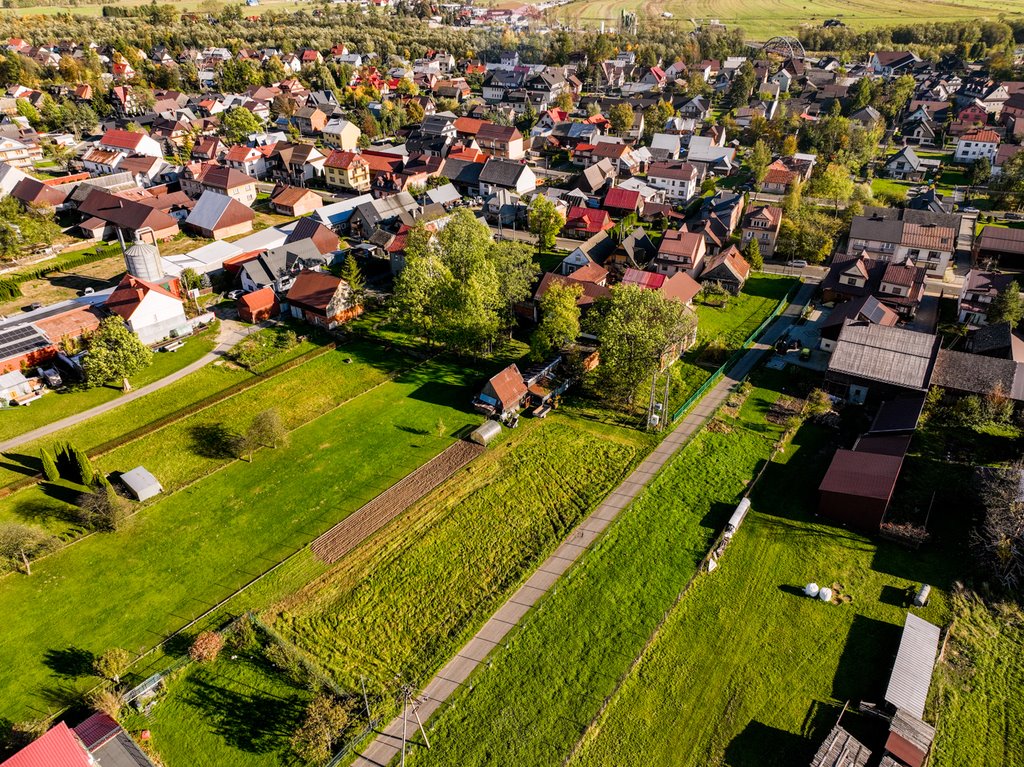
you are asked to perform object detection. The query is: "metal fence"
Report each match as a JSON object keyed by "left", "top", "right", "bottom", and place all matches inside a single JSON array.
[{"left": 671, "top": 284, "right": 798, "bottom": 422}]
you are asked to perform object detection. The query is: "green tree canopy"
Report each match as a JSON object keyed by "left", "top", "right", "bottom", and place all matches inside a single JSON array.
[
  {"left": 608, "top": 102, "right": 635, "bottom": 135},
  {"left": 220, "top": 107, "right": 263, "bottom": 144},
  {"left": 528, "top": 195, "right": 565, "bottom": 252},
  {"left": 82, "top": 317, "right": 153, "bottom": 390},
  {"left": 590, "top": 285, "right": 696, "bottom": 406},
  {"left": 988, "top": 281, "right": 1024, "bottom": 327},
  {"left": 531, "top": 280, "right": 582, "bottom": 360}
]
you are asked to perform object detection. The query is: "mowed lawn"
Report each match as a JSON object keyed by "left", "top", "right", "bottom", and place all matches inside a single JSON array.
[
  {"left": 694, "top": 274, "right": 795, "bottom": 351},
  {"left": 0, "top": 329, "right": 217, "bottom": 444},
  {"left": 554, "top": 0, "right": 1023, "bottom": 36},
  {"left": 931, "top": 591, "right": 1024, "bottom": 767},
  {"left": 570, "top": 423, "right": 955, "bottom": 767},
  {"left": 0, "top": 355, "right": 482, "bottom": 721},
  {"left": 408, "top": 376, "right": 790, "bottom": 767},
  {"left": 0, "top": 339, "right": 373, "bottom": 537},
  {"left": 140, "top": 415, "right": 650, "bottom": 767}
]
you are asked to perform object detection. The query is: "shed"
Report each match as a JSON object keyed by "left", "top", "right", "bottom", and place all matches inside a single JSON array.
[
  {"left": 237, "top": 287, "right": 280, "bottom": 324},
  {"left": 469, "top": 420, "right": 501, "bottom": 446},
  {"left": 818, "top": 449, "right": 904, "bottom": 530},
  {"left": 884, "top": 613, "right": 941, "bottom": 720},
  {"left": 121, "top": 466, "right": 163, "bottom": 501},
  {"left": 474, "top": 364, "right": 528, "bottom": 418},
  {"left": 884, "top": 709, "right": 935, "bottom": 767},
  {"left": 809, "top": 725, "right": 871, "bottom": 767}
]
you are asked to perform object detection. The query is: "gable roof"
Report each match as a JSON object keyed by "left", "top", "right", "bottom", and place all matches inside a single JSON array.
[
  {"left": 185, "top": 190, "right": 254, "bottom": 232},
  {"left": 99, "top": 128, "right": 147, "bottom": 150},
  {"left": 486, "top": 364, "right": 528, "bottom": 410},
  {"left": 829, "top": 324, "right": 937, "bottom": 390},
  {"left": 105, "top": 274, "right": 179, "bottom": 319},
  {"left": 285, "top": 269, "right": 343, "bottom": 312},
  {"left": 0, "top": 722, "right": 91, "bottom": 767}
]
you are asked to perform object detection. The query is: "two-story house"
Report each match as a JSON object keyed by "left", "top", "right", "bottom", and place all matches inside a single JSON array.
[
  {"left": 821, "top": 254, "right": 927, "bottom": 320},
  {"left": 646, "top": 161, "right": 701, "bottom": 203},
  {"left": 954, "top": 129, "right": 1000, "bottom": 164},
  {"left": 847, "top": 207, "right": 958, "bottom": 276},
  {"left": 475, "top": 123, "right": 525, "bottom": 160},
  {"left": 323, "top": 149, "right": 371, "bottom": 192},
  {"left": 958, "top": 269, "right": 1018, "bottom": 325},
  {"left": 740, "top": 205, "right": 783, "bottom": 258},
  {"left": 179, "top": 162, "right": 258, "bottom": 206},
  {"left": 97, "top": 128, "right": 163, "bottom": 159},
  {"left": 654, "top": 227, "right": 706, "bottom": 277},
  {"left": 223, "top": 144, "right": 269, "bottom": 179}
]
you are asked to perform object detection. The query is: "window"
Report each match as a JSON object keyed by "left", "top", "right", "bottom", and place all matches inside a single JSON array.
[{"left": 846, "top": 277, "right": 858, "bottom": 286}]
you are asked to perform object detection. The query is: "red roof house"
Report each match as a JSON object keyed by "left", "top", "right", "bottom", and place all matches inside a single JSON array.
[
  {"left": 238, "top": 286, "right": 280, "bottom": 324},
  {"left": 563, "top": 206, "right": 614, "bottom": 238},
  {"left": 0, "top": 722, "right": 92, "bottom": 767}
]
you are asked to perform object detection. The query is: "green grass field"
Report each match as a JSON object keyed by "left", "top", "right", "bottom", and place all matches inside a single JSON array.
[
  {"left": 140, "top": 414, "right": 649, "bottom": 767},
  {"left": 931, "top": 591, "right": 1024, "bottom": 767},
  {"left": 694, "top": 274, "right": 795, "bottom": 350},
  {"left": 551, "top": 0, "right": 1024, "bottom": 37},
  {"left": 0, "top": 353, "right": 483, "bottom": 721},
  {"left": 0, "top": 329, "right": 216, "bottom": 444},
  {"left": 569, "top": 423, "right": 954, "bottom": 767},
  {"left": 407, "top": 374, "right": 793, "bottom": 767}
]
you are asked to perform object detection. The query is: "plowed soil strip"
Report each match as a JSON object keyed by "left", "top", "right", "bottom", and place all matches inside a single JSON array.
[{"left": 310, "top": 440, "right": 485, "bottom": 564}]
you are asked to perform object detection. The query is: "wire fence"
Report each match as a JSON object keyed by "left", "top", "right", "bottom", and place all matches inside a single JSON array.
[{"left": 671, "top": 283, "right": 799, "bottom": 422}]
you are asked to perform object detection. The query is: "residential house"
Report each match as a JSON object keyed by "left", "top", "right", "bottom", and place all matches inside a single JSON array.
[
  {"left": 293, "top": 106, "right": 328, "bottom": 136},
  {"left": 284, "top": 269, "right": 360, "bottom": 329},
  {"left": 97, "top": 128, "right": 163, "bottom": 159},
  {"left": 654, "top": 227, "right": 706, "bottom": 277},
  {"left": 847, "top": 207, "right": 958, "bottom": 276},
  {"left": 819, "top": 295, "right": 899, "bottom": 352},
  {"left": 699, "top": 245, "right": 751, "bottom": 294},
  {"left": 267, "top": 142, "right": 326, "bottom": 185},
  {"left": 621, "top": 267, "right": 702, "bottom": 306},
  {"left": 180, "top": 163, "right": 258, "bottom": 206},
  {"left": 740, "top": 205, "right": 783, "bottom": 258},
  {"left": 882, "top": 146, "right": 939, "bottom": 181},
  {"left": 869, "top": 51, "right": 920, "bottom": 77},
  {"left": 239, "top": 241, "right": 331, "bottom": 294},
  {"left": 224, "top": 144, "right": 270, "bottom": 179},
  {"left": 322, "top": 118, "right": 361, "bottom": 150},
  {"left": 822, "top": 253, "right": 927, "bottom": 320},
  {"left": 184, "top": 190, "right": 255, "bottom": 239},
  {"left": 104, "top": 274, "right": 187, "bottom": 344},
  {"left": 323, "top": 149, "right": 371, "bottom": 192},
  {"left": 474, "top": 364, "right": 528, "bottom": 418},
  {"left": 477, "top": 158, "right": 536, "bottom": 196},
  {"left": 646, "top": 161, "right": 701, "bottom": 203},
  {"left": 563, "top": 206, "right": 614, "bottom": 239},
  {"left": 76, "top": 188, "right": 180, "bottom": 241},
  {"left": 957, "top": 269, "right": 1018, "bottom": 324},
  {"left": 269, "top": 183, "right": 322, "bottom": 217},
  {"left": 954, "top": 129, "right": 1000, "bottom": 164},
  {"left": 602, "top": 187, "right": 644, "bottom": 218},
  {"left": 475, "top": 123, "right": 525, "bottom": 160}
]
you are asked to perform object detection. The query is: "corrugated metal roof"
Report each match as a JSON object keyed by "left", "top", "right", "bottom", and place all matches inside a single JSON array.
[
  {"left": 828, "top": 324, "right": 936, "bottom": 390},
  {"left": 884, "top": 613, "right": 941, "bottom": 720},
  {"left": 0, "top": 722, "right": 92, "bottom": 767},
  {"left": 818, "top": 449, "right": 903, "bottom": 499}
]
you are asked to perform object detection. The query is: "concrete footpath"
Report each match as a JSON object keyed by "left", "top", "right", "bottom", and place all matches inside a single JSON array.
[
  {"left": 351, "top": 282, "right": 816, "bottom": 767},
  {"left": 0, "top": 319, "right": 254, "bottom": 453}
]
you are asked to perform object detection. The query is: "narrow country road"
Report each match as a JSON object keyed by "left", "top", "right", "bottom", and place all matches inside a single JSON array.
[
  {"left": 350, "top": 282, "right": 817, "bottom": 767},
  {"left": 0, "top": 318, "right": 255, "bottom": 454}
]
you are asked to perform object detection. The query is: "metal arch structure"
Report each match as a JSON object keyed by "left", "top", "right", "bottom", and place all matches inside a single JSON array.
[{"left": 762, "top": 36, "right": 805, "bottom": 59}]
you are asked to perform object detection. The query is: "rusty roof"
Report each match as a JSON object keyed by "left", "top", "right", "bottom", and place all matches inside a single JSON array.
[{"left": 818, "top": 449, "right": 903, "bottom": 500}]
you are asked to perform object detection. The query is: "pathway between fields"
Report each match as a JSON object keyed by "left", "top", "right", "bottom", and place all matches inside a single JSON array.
[
  {"left": 0, "top": 319, "right": 255, "bottom": 453},
  {"left": 351, "top": 282, "right": 816, "bottom": 767}
]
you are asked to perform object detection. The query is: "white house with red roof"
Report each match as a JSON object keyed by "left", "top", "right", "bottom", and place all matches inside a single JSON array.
[
  {"left": 954, "top": 129, "right": 1000, "bottom": 163},
  {"left": 97, "top": 128, "right": 163, "bottom": 159},
  {"left": 104, "top": 274, "right": 187, "bottom": 344}
]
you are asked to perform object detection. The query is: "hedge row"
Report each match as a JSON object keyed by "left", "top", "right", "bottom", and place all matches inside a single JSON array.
[{"left": 0, "top": 245, "right": 123, "bottom": 302}]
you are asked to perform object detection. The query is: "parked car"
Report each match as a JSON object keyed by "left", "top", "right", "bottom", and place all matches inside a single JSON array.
[
  {"left": 82, "top": 287, "right": 95, "bottom": 295},
  {"left": 787, "top": 260, "right": 808, "bottom": 268},
  {"left": 227, "top": 290, "right": 244, "bottom": 300},
  {"left": 775, "top": 338, "right": 800, "bottom": 354}
]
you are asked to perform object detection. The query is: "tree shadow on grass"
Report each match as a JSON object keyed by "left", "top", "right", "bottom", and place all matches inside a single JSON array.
[
  {"left": 395, "top": 424, "right": 430, "bottom": 436},
  {"left": 181, "top": 663, "right": 308, "bottom": 754},
  {"left": 188, "top": 423, "right": 242, "bottom": 459},
  {"left": 43, "top": 647, "right": 96, "bottom": 678},
  {"left": 724, "top": 720, "right": 816, "bottom": 767},
  {"left": 0, "top": 452, "right": 42, "bottom": 477},
  {"left": 39, "top": 481, "right": 84, "bottom": 507},
  {"left": 12, "top": 494, "right": 79, "bottom": 526}
]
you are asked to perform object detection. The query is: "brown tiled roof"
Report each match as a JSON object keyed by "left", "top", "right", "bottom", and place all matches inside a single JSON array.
[
  {"left": 901, "top": 222, "right": 955, "bottom": 250},
  {"left": 105, "top": 274, "right": 178, "bottom": 320},
  {"left": 819, "top": 449, "right": 903, "bottom": 500},
  {"left": 285, "top": 269, "right": 342, "bottom": 312}
]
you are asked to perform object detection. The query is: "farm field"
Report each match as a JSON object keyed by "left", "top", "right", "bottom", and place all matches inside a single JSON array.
[
  {"left": 406, "top": 374, "right": 795, "bottom": 767},
  {"left": 551, "top": 0, "right": 1024, "bottom": 38},
  {"left": 930, "top": 591, "right": 1024, "bottom": 767},
  {"left": 0, "top": 327, "right": 217, "bottom": 444},
  {"left": 569, "top": 422, "right": 956, "bottom": 767},
  {"left": 0, "top": 353, "right": 483, "bottom": 721},
  {"left": 142, "top": 414, "right": 650, "bottom": 767}
]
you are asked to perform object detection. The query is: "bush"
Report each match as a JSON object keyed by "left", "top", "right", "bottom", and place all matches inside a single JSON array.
[
  {"left": 39, "top": 448, "right": 59, "bottom": 482},
  {"left": 75, "top": 484, "right": 129, "bottom": 531},
  {"left": 290, "top": 694, "right": 353, "bottom": 764},
  {"left": 87, "top": 688, "right": 125, "bottom": 719},
  {"left": 189, "top": 631, "right": 224, "bottom": 663},
  {"left": 73, "top": 446, "right": 94, "bottom": 486},
  {"left": 93, "top": 648, "right": 131, "bottom": 683}
]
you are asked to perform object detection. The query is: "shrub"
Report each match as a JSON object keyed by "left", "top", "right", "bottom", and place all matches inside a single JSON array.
[
  {"left": 87, "top": 688, "right": 125, "bottom": 719},
  {"left": 93, "top": 648, "right": 131, "bottom": 683},
  {"left": 75, "top": 483, "right": 129, "bottom": 532},
  {"left": 290, "top": 694, "right": 353, "bottom": 764},
  {"left": 73, "top": 446, "right": 94, "bottom": 486},
  {"left": 39, "top": 448, "right": 59, "bottom": 482},
  {"left": 189, "top": 631, "right": 224, "bottom": 663}
]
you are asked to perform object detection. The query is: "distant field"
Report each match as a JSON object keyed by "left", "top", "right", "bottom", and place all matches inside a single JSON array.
[{"left": 552, "top": 0, "right": 1024, "bottom": 37}]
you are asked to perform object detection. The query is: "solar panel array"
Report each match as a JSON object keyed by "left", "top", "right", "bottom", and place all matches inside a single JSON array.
[{"left": 0, "top": 324, "right": 51, "bottom": 358}]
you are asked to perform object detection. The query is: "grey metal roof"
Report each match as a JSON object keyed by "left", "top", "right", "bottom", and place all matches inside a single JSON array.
[
  {"left": 884, "top": 613, "right": 941, "bottom": 720},
  {"left": 93, "top": 731, "right": 156, "bottom": 767},
  {"left": 829, "top": 324, "right": 937, "bottom": 390},
  {"left": 929, "top": 348, "right": 1024, "bottom": 401}
]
